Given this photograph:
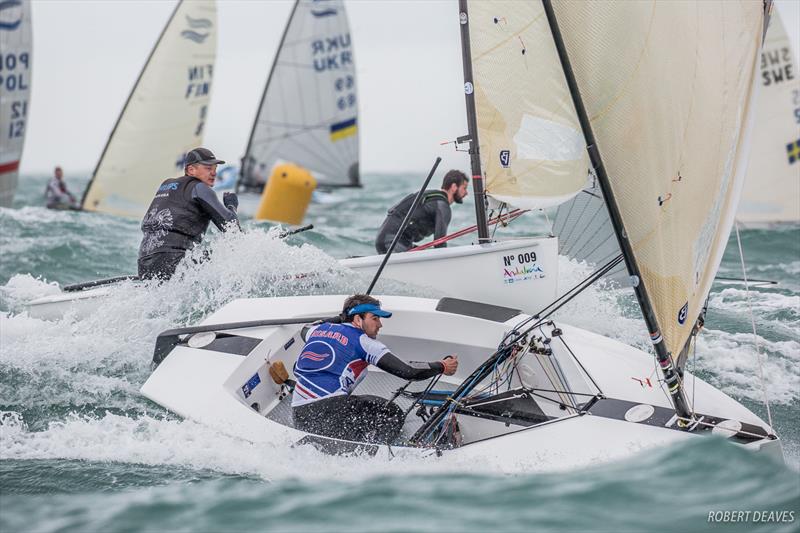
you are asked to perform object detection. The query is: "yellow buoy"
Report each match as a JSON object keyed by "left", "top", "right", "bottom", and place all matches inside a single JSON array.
[{"left": 254, "top": 163, "right": 317, "bottom": 224}]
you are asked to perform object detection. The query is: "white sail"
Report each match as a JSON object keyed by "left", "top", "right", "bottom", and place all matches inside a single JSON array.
[
  {"left": 467, "top": 0, "right": 588, "bottom": 210},
  {"left": 738, "top": 10, "right": 800, "bottom": 225},
  {"left": 0, "top": 0, "right": 32, "bottom": 208},
  {"left": 81, "top": 0, "right": 217, "bottom": 219},
  {"left": 552, "top": 1, "right": 765, "bottom": 359},
  {"left": 240, "top": 0, "right": 359, "bottom": 191}
]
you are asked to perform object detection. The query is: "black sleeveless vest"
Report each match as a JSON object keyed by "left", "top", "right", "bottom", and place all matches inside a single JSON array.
[{"left": 138, "top": 176, "right": 211, "bottom": 257}]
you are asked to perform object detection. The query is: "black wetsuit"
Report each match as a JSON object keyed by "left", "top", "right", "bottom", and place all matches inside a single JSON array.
[
  {"left": 137, "top": 175, "right": 238, "bottom": 280},
  {"left": 375, "top": 189, "right": 451, "bottom": 254}
]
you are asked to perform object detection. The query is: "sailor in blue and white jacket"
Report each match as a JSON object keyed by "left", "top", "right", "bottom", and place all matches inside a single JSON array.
[{"left": 291, "top": 294, "right": 458, "bottom": 444}]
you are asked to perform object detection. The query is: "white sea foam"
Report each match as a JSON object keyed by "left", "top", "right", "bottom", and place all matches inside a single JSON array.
[
  {"left": 693, "top": 329, "right": 800, "bottom": 405},
  {"left": 710, "top": 287, "right": 800, "bottom": 320},
  {"left": 0, "top": 274, "right": 62, "bottom": 308},
  {"left": 554, "top": 257, "right": 649, "bottom": 350},
  {"left": 0, "top": 227, "right": 425, "bottom": 410},
  {"left": 0, "top": 410, "right": 473, "bottom": 480}
]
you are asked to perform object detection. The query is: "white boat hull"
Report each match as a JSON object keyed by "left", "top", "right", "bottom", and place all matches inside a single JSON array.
[
  {"left": 25, "top": 237, "right": 558, "bottom": 320},
  {"left": 140, "top": 294, "right": 782, "bottom": 471},
  {"left": 26, "top": 286, "right": 116, "bottom": 321},
  {"left": 343, "top": 236, "right": 558, "bottom": 315}
]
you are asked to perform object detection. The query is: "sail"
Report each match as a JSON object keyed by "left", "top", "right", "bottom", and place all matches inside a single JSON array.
[
  {"left": 0, "top": 0, "right": 32, "bottom": 208},
  {"left": 467, "top": 0, "right": 588, "bottom": 210},
  {"left": 553, "top": 173, "right": 627, "bottom": 281},
  {"left": 81, "top": 0, "right": 217, "bottom": 218},
  {"left": 240, "top": 0, "right": 359, "bottom": 192},
  {"left": 738, "top": 10, "right": 800, "bottom": 225},
  {"left": 551, "top": 1, "right": 765, "bottom": 359}
]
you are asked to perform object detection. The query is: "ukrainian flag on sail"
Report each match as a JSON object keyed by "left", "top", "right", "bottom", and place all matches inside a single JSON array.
[
  {"left": 330, "top": 118, "right": 357, "bottom": 142},
  {"left": 787, "top": 138, "right": 800, "bottom": 164}
]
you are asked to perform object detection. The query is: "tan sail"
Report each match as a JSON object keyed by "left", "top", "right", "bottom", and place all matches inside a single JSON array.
[
  {"left": 82, "top": 0, "right": 217, "bottom": 219},
  {"left": 551, "top": 1, "right": 765, "bottom": 358},
  {"left": 739, "top": 10, "right": 800, "bottom": 225},
  {"left": 468, "top": 0, "right": 588, "bottom": 210}
]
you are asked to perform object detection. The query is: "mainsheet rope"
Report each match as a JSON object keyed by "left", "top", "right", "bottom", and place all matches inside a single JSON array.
[{"left": 733, "top": 221, "right": 775, "bottom": 432}]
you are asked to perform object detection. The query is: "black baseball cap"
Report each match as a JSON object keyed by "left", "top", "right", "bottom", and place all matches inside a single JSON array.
[{"left": 184, "top": 147, "right": 225, "bottom": 166}]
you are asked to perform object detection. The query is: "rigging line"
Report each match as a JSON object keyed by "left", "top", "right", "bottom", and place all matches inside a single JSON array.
[
  {"left": 734, "top": 221, "right": 775, "bottom": 432},
  {"left": 534, "top": 324, "right": 573, "bottom": 409},
  {"left": 521, "top": 386, "right": 596, "bottom": 397},
  {"left": 415, "top": 255, "right": 624, "bottom": 445},
  {"left": 555, "top": 336, "right": 602, "bottom": 396},
  {"left": 498, "top": 254, "right": 624, "bottom": 348},
  {"left": 402, "top": 373, "right": 441, "bottom": 419},
  {"left": 490, "top": 203, "right": 507, "bottom": 239},
  {"left": 673, "top": 417, "right": 775, "bottom": 441},
  {"left": 525, "top": 389, "right": 579, "bottom": 411},
  {"left": 652, "top": 346, "right": 674, "bottom": 407},
  {"left": 691, "top": 334, "right": 697, "bottom": 417},
  {"left": 542, "top": 208, "right": 553, "bottom": 236}
]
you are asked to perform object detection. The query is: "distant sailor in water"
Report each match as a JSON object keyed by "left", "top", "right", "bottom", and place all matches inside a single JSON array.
[
  {"left": 137, "top": 147, "right": 239, "bottom": 280},
  {"left": 375, "top": 170, "right": 469, "bottom": 254},
  {"left": 44, "top": 166, "right": 79, "bottom": 210}
]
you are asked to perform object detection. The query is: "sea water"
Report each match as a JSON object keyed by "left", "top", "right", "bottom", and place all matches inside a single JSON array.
[{"left": 1, "top": 174, "right": 797, "bottom": 532}]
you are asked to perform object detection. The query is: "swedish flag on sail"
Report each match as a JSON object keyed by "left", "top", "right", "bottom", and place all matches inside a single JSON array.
[
  {"left": 787, "top": 138, "right": 800, "bottom": 164},
  {"left": 330, "top": 118, "right": 357, "bottom": 142}
]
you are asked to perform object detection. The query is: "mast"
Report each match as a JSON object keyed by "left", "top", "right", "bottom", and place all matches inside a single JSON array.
[
  {"left": 541, "top": 0, "right": 693, "bottom": 422},
  {"left": 457, "top": 0, "right": 490, "bottom": 243},
  {"left": 238, "top": 0, "right": 300, "bottom": 193}
]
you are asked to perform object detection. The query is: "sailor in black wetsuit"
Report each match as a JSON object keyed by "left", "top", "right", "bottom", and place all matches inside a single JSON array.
[
  {"left": 292, "top": 294, "right": 459, "bottom": 444},
  {"left": 137, "top": 147, "right": 239, "bottom": 280},
  {"left": 375, "top": 170, "right": 469, "bottom": 254}
]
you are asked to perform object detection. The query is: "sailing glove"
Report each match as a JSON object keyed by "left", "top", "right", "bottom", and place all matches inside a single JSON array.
[{"left": 223, "top": 192, "right": 239, "bottom": 211}]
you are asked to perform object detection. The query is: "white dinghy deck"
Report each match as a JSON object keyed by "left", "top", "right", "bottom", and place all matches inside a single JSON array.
[{"left": 141, "top": 295, "right": 781, "bottom": 470}]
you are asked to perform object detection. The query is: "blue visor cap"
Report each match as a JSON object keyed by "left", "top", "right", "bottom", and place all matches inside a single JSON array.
[{"left": 347, "top": 303, "right": 392, "bottom": 318}]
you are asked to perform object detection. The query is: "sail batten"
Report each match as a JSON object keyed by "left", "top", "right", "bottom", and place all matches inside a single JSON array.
[
  {"left": 550, "top": 1, "right": 766, "bottom": 360},
  {"left": 81, "top": 0, "right": 218, "bottom": 219},
  {"left": 466, "top": 0, "right": 588, "bottom": 211},
  {"left": 240, "top": 0, "right": 359, "bottom": 191}
]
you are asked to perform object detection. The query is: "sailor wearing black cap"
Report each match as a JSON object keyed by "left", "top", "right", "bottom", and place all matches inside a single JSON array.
[
  {"left": 291, "top": 294, "right": 459, "bottom": 444},
  {"left": 137, "top": 147, "right": 240, "bottom": 280}
]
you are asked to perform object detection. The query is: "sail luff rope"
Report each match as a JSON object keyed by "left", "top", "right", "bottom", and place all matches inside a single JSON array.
[{"left": 734, "top": 221, "right": 774, "bottom": 432}]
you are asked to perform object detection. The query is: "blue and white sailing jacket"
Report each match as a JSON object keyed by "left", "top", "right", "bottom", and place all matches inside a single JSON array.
[{"left": 291, "top": 322, "right": 389, "bottom": 407}]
